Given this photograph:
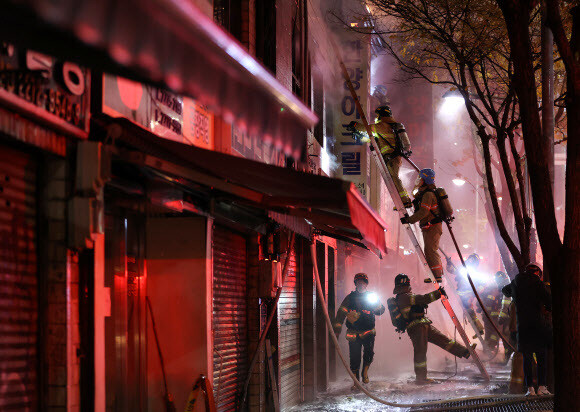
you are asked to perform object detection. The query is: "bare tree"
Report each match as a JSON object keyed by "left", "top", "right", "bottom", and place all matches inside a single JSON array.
[
  {"left": 346, "top": 0, "right": 535, "bottom": 271},
  {"left": 495, "top": 1, "right": 580, "bottom": 408}
]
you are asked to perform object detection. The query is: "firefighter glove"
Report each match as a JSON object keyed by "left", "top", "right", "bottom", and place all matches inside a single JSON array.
[
  {"left": 346, "top": 121, "right": 358, "bottom": 132},
  {"left": 346, "top": 310, "right": 361, "bottom": 323},
  {"left": 438, "top": 286, "right": 447, "bottom": 298},
  {"left": 400, "top": 216, "right": 409, "bottom": 224}
]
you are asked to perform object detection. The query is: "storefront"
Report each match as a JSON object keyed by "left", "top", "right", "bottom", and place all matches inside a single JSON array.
[{"left": 0, "top": 41, "right": 90, "bottom": 410}]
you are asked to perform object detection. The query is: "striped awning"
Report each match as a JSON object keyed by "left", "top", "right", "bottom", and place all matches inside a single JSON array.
[{"left": 1, "top": 0, "right": 317, "bottom": 160}]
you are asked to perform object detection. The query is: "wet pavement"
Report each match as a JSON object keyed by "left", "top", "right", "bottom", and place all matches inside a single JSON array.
[{"left": 290, "top": 358, "right": 525, "bottom": 411}]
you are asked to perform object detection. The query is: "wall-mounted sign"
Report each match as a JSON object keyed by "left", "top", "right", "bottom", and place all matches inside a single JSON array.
[
  {"left": 0, "top": 42, "right": 90, "bottom": 132},
  {"left": 333, "top": 34, "right": 370, "bottom": 197},
  {"left": 102, "top": 74, "right": 213, "bottom": 150}
]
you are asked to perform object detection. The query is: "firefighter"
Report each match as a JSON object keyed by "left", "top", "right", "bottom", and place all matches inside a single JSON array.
[
  {"left": 390, "top": 274, "right": 472, "bottom": 384},
  {"left": 445, "top": 253, "right": 485, "bottom": 336},
  {"left": 494, "top": 271, "right": 514, "bottom": 362},
  {"left": 502, "top": 263, "right": 552, "bottom": 396},
  {"left": 400, "top": 169, "right": 445, "bottom": 282},
  {"left": 479, "top": 271, "right": 510, "bottom": 354},
  {"left": 334, "top": 273, "right": 385, "bottom": 386},
  {"left": 348, "top": 105, "right": 412, "bottom": 207}
]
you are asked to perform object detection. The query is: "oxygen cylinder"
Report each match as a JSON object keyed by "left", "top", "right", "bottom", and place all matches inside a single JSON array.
[
  {"left": 435, "top": 187, "right": 454, "bottom": 220},
  {"left": 395, "top": 123, "right": 411, "bottom": 153}
]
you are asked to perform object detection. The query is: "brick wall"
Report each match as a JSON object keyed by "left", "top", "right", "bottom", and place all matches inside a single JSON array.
[{"left": 41, "top": 156, "right": 80, "bottom": 411}]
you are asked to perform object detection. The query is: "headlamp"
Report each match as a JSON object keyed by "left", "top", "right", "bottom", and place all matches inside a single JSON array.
[{"left": 367, "top": 292, "right": 379, "bottom": 304}]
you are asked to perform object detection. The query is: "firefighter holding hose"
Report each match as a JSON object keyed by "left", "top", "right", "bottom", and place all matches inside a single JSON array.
[
  {"left": 334, "top": 273, "right": 385, "bottom": 387},
  {"left": 347, "top": 105, "right": 413, "bottom": 208},
  {"left": 445, "top": 253, "right": 486, "bottom": 336}
]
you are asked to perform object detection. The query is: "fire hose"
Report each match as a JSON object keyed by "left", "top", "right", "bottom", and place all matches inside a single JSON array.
[
  {"left": 238, "top": 232, "right": 295, "bottom": 411},
  {"left": 310, "top": 240, "right": 550, "bottom": 409}
]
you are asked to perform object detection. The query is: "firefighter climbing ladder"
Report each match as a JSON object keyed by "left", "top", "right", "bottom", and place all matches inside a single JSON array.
[{"left": 331, "top": 41, "right": 490, "bottom": 381}]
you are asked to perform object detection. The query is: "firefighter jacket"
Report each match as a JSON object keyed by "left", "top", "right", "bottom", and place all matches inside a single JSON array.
[
  {"left": 354, "top": 118, "right": 408, "bottom": 158},
  {"left": 479, "top": 283, "right": 502, "bottom": 317},
  {"left": 395, "top": 289, "right": 442, "bottom": 331},
  {"left": 502, "top": 273, "right": 552, "bottom": 350},
  {"left": 334, "top": 291, "right": 385, "bottom": 340},
  {"left": 407, "top": 185, "right": 441, "bottom": 230},
  {"left": 498, "top": 288, "right": 512, "bottom": 325}
]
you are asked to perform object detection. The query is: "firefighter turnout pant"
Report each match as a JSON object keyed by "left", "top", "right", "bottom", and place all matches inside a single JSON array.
[
  {"left": 458, "top": 292, "right": 484, "bottom": 334},
  {"left": 483, "top": 314, "right": 500, "bottom": 350},
  {"left": 384, "top": 155, "right": 411, "bottom": 204},
  {"left": 347, "top": 331, "right": 375, "bottom": 379},
  {"left": 422, "top": 223, "right": 444, "bottom": 281},
  {"left": 407, "top": 323, "right": 469, "bottom": 380}
]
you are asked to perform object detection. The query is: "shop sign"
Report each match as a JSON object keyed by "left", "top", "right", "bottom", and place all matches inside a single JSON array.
[
  {"left": 102, "top": 74, "right": 213, "bottom": 150},
  {"left": 333, "top": 34, "right": 370, "bottom": 197},
  {"left": 0, "top": 42, "right": 90, "bottom": 132},
  {"left": 231, "top": 125, "right": 287, "bottom": 167}
]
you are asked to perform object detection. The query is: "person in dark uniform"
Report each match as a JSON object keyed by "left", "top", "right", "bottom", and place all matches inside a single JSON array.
[
  {"left": 334, "top": 273, "right": 385, "bottom": 386},
  {"left": 502, "top": 263, "right": 552, "bottom": 396}
]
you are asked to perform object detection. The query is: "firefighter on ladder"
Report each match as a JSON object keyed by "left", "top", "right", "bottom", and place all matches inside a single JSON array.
[
  {"left": 400, "top": 169, "right": 445, "bottom": 283},
  {"left": 347, "top": 105, "right": 413, "bottom": 207},
  {"left": 333, "top": 273, "right": 385, "bottom": 387},
  {"left": 388, "top": 274, "right": 472, "bottom": 384},
  {"left": 445, "top": 253, "right": 485, "bottom": 336}
]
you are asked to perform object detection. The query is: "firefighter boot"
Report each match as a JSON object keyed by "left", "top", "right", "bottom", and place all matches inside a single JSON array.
[
  {"left": 362, "top": 363, "right": 370, "bottom": 384},
  {"left": 351, "top": 371, "right": 360, "bottom": 390}
]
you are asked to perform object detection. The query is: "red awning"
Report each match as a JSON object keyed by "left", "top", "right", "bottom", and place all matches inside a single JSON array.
[
  {"left": 1, "top": 0, "right": 317, "bottom": 160},
  {"left": 104, "top": 117, "right": 388, "bottom": 253}
]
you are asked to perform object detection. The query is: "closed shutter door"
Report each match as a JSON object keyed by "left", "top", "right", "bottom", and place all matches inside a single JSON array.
[
  {"left": 0, "top": 145, "right": 37, "bottom": 411},
  {"left": 212, "top": 226, "right": 247, "bottom": 412},
  {"left": 279, "top": 244, "right": 301, "bottom": 409}
]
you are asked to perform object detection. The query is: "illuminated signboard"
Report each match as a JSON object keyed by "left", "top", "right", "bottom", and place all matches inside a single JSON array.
[{"left": 102, "top": 74, "right": 213, "bottom": 150}]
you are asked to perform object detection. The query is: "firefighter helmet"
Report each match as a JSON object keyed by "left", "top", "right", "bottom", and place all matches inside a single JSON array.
[
  {"left": 494, "top": 271, "right": 509, "bottom": 287},
  {"left": 354, "top": 272, "right": 369, "bottom": 285},
  {"left": 466, "top": 253, "right": 481, "bottom": 268},
  {"left": 418, "top": 168, "right": 436, "bottom": 185},
  {"left": 375, "top": 105, "right": 393, "bottom": 118},
  {"left": 393, "top": 273, "right": 411, "bottom": 294},
  {"left": 525, "top": 262, "right": 542, "bottom": 276}
]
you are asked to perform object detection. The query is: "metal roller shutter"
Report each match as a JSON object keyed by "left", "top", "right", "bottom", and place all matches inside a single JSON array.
[
  {"left": 0, "top": 145, "right": 37, "bottom": 411},
  {"left": 212, "top": 226, "right": 247, "bottom": 412},
  {"left": 279, "top": 243, "right": 301, "bottom": 409}
]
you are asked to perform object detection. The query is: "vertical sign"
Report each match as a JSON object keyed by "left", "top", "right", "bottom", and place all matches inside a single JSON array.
[{"left": 334, "top": 34, "right": 370, "bottom": 197}]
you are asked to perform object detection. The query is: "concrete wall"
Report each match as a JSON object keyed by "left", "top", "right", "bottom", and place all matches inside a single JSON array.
[{"left": 146, "top": 217, "right": 212, "bottom": 412}]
